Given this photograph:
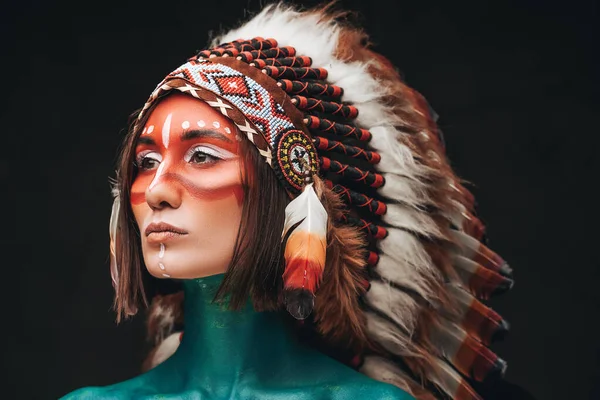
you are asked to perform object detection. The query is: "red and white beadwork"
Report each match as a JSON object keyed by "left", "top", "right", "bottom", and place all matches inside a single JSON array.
[{"left": 166, "top": 59, "right": 295, "bottom": 148}]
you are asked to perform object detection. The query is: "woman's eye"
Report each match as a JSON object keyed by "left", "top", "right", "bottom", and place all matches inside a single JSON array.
[
  {"left": 140, "top": 157, "right": 159, "bottom": 170},
  {"left": 189, "top": 150, "right": 220, "bottom": 165},
  {"left": 136, "top": 152, "right": 162, "bottom": 171}
]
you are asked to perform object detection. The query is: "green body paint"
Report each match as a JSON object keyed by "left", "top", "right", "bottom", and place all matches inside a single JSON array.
[{"left": 62, "top": 275, "right": 413, "bottom": 400}]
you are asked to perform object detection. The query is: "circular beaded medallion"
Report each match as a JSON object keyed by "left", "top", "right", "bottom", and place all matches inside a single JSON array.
[{"left": 274, "top": 129, "right": 319, "bottom": 193}]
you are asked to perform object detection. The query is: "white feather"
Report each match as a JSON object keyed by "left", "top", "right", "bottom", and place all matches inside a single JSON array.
[
  {"left": 376, "top": 253, "right": 437, "bottom": 302},
  {"left": 378, "top": 228, "right": 440, "bottom": 282},
  {"left": 378, "top": 173, "right": 431, "bottom": 207},
  {"left": 429, "top": 357, "right": 481, "bottom": 400},
  {"left": 109, "top": 188, "right": 120, "bottom": 288},
  {"left": 365, "top": 280, "right": 420, "bottom": 334},
  {"left": 369, "top": 126, "right": 429, "bottom": 177},
  {"left": 281, "top": 182, "right": 327, "bottom": 239},
  {"left": 365, "top": 311, "right": 420, "bottom": 358},
  {"left": 214, "top": 5, "right": 339, "bottom": 67},
  {"left": 431, "top": 320, "right": 468, "bottom": 364},
  {"left": 449, "top": 229, "right": 482, "bottom": 259},
  {"left": 383, "top": 203, "right": 442, "bottom": 238},
  {"left": 445, "top": 199, "right": 468, "bottom": 231}
]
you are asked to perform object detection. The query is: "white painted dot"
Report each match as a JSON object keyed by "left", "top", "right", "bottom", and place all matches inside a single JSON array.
[
  {"left": 212, "top": 121, "right": 220, "bottom": 128},
  {"left": 159, "top": 262, "right": 165, "bottom": 270},
  {"left": 162, "top": 273, "right": 171, "bottom": 278},
  {"left": 224, "top": 127, "right": 231, "bottom": 134},
  {"left": 159, "top": 243, "right": 165, "bottom": 259},
  {"left": 182, "top": 121, "right": 190, "bottom": 129},
  {"left": 147, "top": 125, "right": 154, "bottom": 134},
  {"left": 142, "top": 127, "right": 147, "bottom": 135},
  {"left": 197, "top": 120, "right": 205, "bottom": 128}
]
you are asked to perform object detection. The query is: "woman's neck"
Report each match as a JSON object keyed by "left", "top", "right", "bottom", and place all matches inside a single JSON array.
[
  {"left": 169, "top": 274, "right": 297, "bottom": 392},
  {"left": 65, "top": 274, "right": 414, "bottom": 399}
]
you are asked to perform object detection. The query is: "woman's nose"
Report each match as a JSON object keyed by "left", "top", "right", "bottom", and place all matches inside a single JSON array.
[{"left": 144, "top": 163, "right": 183, "bottom": 210}]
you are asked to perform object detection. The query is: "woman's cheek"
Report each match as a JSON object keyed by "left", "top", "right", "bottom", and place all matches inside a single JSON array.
[
  {"left": 130, "top": 174, "right": 153, "bottom": 206},
  {"left": 181, "top": 160, "right": 243, "bottom": 202}
]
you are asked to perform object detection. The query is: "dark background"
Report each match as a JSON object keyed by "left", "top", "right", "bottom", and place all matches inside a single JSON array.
[{"left": 3, "top": 0, "right": 598, "bottom": 398}]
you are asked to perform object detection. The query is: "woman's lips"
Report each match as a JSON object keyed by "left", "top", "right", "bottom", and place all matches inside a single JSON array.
[{"left": 145, "top": 222, "right": 188, "bottom": 243}]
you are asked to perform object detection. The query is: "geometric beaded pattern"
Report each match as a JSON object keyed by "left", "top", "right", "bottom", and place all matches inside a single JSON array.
[{"left": 166, "top": 59, "right": 294, "bottom": 147}]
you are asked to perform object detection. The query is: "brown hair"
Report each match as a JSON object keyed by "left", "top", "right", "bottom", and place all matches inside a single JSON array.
[{"left": 112, "top": 92, "right": 290, "bottom": 321}]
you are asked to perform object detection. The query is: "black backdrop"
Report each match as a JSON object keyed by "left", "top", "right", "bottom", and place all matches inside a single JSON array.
[{"left": 3, "top": 0, "right": 598, "bottom": 399}]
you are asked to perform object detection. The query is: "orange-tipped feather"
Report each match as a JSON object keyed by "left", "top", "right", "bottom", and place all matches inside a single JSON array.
[
  {"left": 283, "top": 231, "right": 327, "bottom": 293},
  {"left": 282, "top": 182, "right": 328, "bottom": 319}
]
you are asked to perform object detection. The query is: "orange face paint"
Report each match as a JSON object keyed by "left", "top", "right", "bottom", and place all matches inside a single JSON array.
[{"left": 130, "top": 93, "right": 246, "bottom": 280}]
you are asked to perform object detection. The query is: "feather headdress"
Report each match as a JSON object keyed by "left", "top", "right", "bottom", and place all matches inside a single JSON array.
[{"left": 131, "top": 3, "right": 513, "bottom": 398}]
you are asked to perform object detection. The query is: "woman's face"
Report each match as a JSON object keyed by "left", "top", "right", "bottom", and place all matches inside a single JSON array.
[{"left": 130, "top": 93, "right": 244, "bottom": 279}]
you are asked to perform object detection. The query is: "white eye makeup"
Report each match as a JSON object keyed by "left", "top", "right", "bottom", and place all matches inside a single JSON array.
[
  {"left": 136, "top": 151, "right": 163, "bottom": 170},
  {"left": 183, "top": 144, "right": 237, "bottom": 165}
]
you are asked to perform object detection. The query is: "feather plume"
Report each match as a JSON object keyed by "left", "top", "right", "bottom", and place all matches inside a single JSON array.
[
  {"left": 383, "top": 203, "right": 443, "bottom": 238},
  {"left": 451, "top": 255, "right": 514, "bottom": 299},
  {"left": 445, "top": 284, "right": 509, "bottom": 345},
  {"left": 431, "top": 319, "right": 506, "bottom": 382},
  {"left": 430, "top": 358, "right": 482, "bottom": 400},
  {"left": 374, "top": 253, "right": 437, "bottom": 303},
  {"left": 379, "top": 173, "right": 432, "bottom": 208},
  {"left": 365, "top": 311, "right": 422, "bottom": 358},
  {"left": 365, "top": 280, "right": 420, "bottom": 335},
  {"left": 109, "top": 188, "right": 120, "bottom": 289},
  {"left": 369, "top": 125, "right": 431, "bottom": 180},
  {"left": 446, "top": 200, "right": 486, "bottom": 241},
  {"left": 450, "top": 230, "right": 512, "bottom": 277},
  {"left": 282, "top": 182, "right": 328, "bottom": 320},
  {"left": 378, "top": 228, "right": 441, "bottom": 284}
]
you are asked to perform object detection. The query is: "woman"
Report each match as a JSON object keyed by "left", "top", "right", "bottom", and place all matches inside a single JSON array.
[{"left": 63, "top": 3, "right": 512, "bottom": 399}]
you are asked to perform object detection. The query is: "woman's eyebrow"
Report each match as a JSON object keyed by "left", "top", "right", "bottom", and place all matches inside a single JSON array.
[
  {"left": 137, "top": 137, "right": 156, "bottom": 145},
  {"left": 181, "top": 129, "right": 233, "bottom": 143}
]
